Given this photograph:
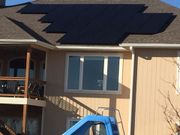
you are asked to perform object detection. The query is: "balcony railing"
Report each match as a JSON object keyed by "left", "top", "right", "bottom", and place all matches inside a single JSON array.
[{"left": 0, "top": 76, "right": 46, "bottom": 100}]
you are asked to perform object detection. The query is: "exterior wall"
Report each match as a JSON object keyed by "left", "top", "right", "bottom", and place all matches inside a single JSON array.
[
  {"left": 44, "top": 50, "right": 132, "bottom": 135},
  {"left": 132, "top": 49, "right": 180, "bottom": 135}
]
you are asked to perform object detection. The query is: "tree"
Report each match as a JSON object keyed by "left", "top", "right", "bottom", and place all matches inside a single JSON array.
[{"left": 160, "top": 89, "right": 180, "bottom": 135}]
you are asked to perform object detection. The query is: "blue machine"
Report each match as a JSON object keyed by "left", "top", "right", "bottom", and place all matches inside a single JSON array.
[
  {"left": 0, "top": 0, "right": 35, "bottom": 7},
  {"left": 161, "top": 0, "right": 180, "bottom": 9},
  {"left": 63, "top": 115, "right": 119, "bottom": 135}
]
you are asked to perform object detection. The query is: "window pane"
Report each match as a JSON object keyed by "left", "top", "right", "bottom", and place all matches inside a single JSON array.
[
  {"left": 69, "top": 120, "right": 79, "bottom": 128},
  {"left": 107, "top": 57, "right": 120, "bottom": 91},
  {"left": 67, "top": 56, "right": 80, "bottom": 89},
  {"left": 69, "top": 119, "right": 89, "bottom": 135},
  {"left": 83, "top": 56, "right": 104, "bottom": 90},
  {"left": 40, "top": 63, "right": 45, "bottom": 81},
  {"left": 9, "top": 58, "right": 34, "bottom": 78},
  {"left": 17, "top": 69, "right": 25, "bottom": 77}
]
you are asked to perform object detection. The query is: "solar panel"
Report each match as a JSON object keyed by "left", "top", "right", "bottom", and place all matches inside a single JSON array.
[
  {"left": 140, "top": 13, "right": 174, "bottom": 34},
  {"left": 19, "top": 4, "right": 175, "bottom": 44},
  {"left": 59, "top": 4, "right": 146, "bottom": 44},
  {"left": 44, "top": 5, "right": 94, "bottom": 33},
  {"left": 19, "top": 4, "right": 56, "bottom": 14},
  {"left": 44, "top": 5, "right": 109, "bottom": 32},
  {"left": 126, "top": 14, "right": 153, "bottom": 34},
  {"left": 40, "top": 5, "right": 73, "bottom": 23},
  {"left": 62, "top": 5, "right": 109, "bottom": 32}
]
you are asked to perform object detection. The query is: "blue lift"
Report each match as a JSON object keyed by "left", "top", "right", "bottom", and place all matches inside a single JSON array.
[
  {"left": 63, "top": 107, "right": 125, "bottom": 135},
  {"left": 63, "top": 115, "right": 119, "bottom": 135}
]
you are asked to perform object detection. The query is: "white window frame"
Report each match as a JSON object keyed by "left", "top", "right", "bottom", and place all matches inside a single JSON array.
[
  {"left": 66, "top": 117, "right": 80, "bottom": 130},
  {"left": 176, "top": 52, "right": 180, "bottom": 94},
  {"left": 65, "top": 53, "right": 123, "bottom": 94}
]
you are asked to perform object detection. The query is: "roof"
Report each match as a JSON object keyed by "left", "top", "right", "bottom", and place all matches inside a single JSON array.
[{"left": 0, "top": 0, "right": 180, "bottom": 46}]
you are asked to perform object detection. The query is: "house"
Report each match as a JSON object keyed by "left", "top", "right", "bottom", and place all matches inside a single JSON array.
[{"left": 0, "top": 0, "right": 180, "bottom": 135}]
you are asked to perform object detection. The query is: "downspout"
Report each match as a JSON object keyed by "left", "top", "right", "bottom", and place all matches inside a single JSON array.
[{"left": 128, "top": 47, "right": 135, "bottom": 135}]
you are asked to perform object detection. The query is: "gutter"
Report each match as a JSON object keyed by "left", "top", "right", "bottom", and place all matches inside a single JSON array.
[
  {"left": 36, "top": 41, "right": 55, "bottom": 50},
  {"left": 128, "top": 47, "right": 135, "bottom": 135},
  {"left": 120, "top": 43, "right": 180, "bottom": 48},
  {"left": 0, "top": 39, "right": 37, "bottom": 44},
  {"left": 55, "top": 45, "right": 129, "bottom": 51},
  {"left": 0, "top": 40, "right": 130, "bottom": 51},
  {"left": 0, "top": 39, "right": 55, "bottom": 50}
]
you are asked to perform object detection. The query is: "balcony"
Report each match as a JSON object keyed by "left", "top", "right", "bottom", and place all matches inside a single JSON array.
[
  {"left": 0, "top": 46, "right": 46, "bottom": 107},
  {"left": 0, "top": 78, "right": 46, "bottom": 107},
  {"left": 0, "top": 45, "right": 47, "bottom": 134}
]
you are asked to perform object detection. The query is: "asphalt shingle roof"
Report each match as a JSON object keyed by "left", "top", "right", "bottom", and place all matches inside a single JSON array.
[{"left": 0, "top": 0, "right": 180, "bottom": 46}]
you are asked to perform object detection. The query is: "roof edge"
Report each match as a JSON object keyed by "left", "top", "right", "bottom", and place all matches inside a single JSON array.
[
  {"left": 0, "top": 39, "right": 55, "bottom": 50},
  {"left": 0, "top": 39, "right": 37, "bottom": 43},
  {"left": 0, "top": 39, "right": 37, "bottom": 45},
  {"left": 55, "top": 45, "right": 129, "bottom": 51},
  {"left": 120, "top": 43, "right": 180, "bottom": 48}
]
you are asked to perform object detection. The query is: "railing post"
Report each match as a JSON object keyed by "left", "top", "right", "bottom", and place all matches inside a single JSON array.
[{"left": 22, "top": 47, "right": 31, "bottom": 135}]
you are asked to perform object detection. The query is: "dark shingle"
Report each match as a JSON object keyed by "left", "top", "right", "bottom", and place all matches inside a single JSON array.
[{"left": 0, "top": 16, "right": 34, "bottom": 39}]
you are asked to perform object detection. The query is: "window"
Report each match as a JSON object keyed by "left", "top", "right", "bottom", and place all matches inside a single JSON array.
[
  {"left": 66, "top": 118, "right": 80, "bottom": 129},
  {"left": 65, "top": 54, "right": 123, "bottom": 93},
  {"left": 9, "top": 58, "right": 35, "bottom": 78},
  {"left": 177, "top": 52, "right": 180, "bottom": 94},
  {"left": 40, "top": 61, "right": 45, "bottom": 81},
  {"left": 66, "top": 118, "right": 89, "bottom": 135}
]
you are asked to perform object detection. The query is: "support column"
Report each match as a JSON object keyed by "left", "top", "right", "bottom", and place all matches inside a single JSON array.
[
  {"left": 24, "top": 47, "right": 31, "bottom": 98},
  {"left": 22, "top": 105, "right": 28, "bottom": 135},
  {"left": 22, "top": 47, "right": 31, "bottom": 135}
]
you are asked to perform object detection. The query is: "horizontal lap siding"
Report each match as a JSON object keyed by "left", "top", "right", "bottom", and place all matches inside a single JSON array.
[
  {"left": 44, "top": 50, "right": 132, "bottom": 135},
  {"left": 134, "top": 49, "right": 180, "bottom": 135}
]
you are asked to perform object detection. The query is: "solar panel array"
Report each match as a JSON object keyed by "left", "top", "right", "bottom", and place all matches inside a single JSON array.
[{"left": 19, "top": 4, "right": 174, "bottom": 45}]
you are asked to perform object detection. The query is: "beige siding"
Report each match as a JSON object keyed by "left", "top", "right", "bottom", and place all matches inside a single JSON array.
[
  {"left": 133, "top": 49, "right": 180, "bottom": 135},
  {"left": 44, "top": 50, "right": 132, "bottom": 135}
]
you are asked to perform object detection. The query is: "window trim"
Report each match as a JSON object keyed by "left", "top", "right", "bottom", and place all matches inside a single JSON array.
[
  {"left": 64, "top": 53, "right": 123, "bottom": 94},
  {"left": 66, "top": 117, "right": 80, "bottom": 130},
  {"left": 176, "top": 52, "right": 180, "bottom": 95}
]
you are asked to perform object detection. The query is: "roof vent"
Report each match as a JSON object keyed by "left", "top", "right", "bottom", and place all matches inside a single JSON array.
[{"left": 0, "top": 0, "right": 34, "bottom": 7}]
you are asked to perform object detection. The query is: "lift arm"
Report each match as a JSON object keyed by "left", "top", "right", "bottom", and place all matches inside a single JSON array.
[{"left": 63, "top": 115, "right": 119, "bottom": 135}]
